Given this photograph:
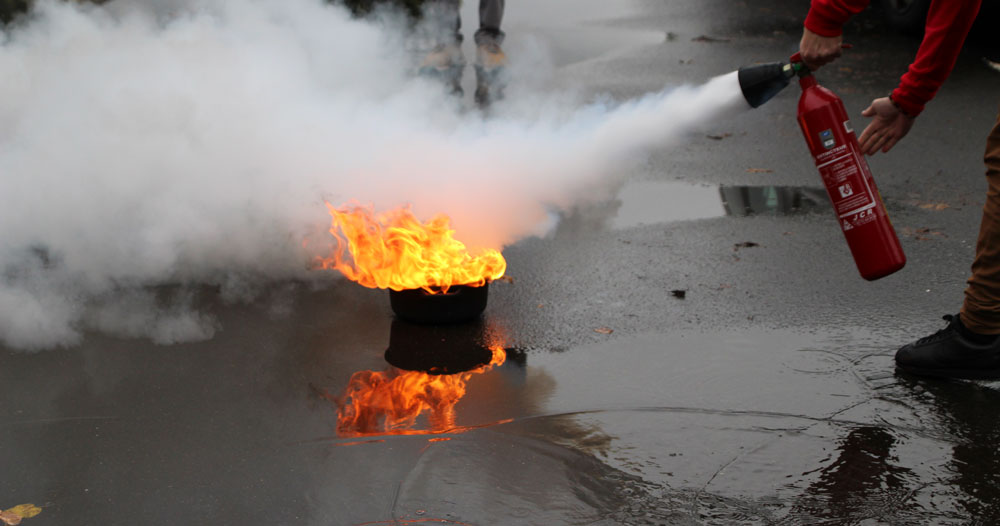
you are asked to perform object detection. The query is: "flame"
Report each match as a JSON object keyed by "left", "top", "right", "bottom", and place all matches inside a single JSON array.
[
  {"left": 335, "top": 346, "right": 506, "bottom": 437},
  {"left": 318, "top": 203, "right": 506, "bottom": 293}
]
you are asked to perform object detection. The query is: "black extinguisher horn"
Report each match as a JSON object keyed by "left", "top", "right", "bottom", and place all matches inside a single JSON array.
[{"left": 737, "top": 61, "right": 796, "bottom": 108}]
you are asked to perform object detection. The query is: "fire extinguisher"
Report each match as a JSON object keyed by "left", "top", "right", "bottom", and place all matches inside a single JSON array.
[{"left": 737, "top": 52, "right": 906, "bottom": 281}]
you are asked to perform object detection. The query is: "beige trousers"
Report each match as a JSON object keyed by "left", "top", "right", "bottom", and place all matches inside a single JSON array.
[{"left": 960, "top": 108, "right": 1000, "bottom": 333}]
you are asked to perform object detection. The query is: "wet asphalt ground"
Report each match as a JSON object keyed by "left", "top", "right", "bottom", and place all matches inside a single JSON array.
[{"left": 4, "top": 0, "right": 1000, "bottom": 524}]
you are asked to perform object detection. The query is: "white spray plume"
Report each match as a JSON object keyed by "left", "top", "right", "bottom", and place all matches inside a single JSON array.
[{"left": 0, "top": 0, "right": 745, "bottom": 349}]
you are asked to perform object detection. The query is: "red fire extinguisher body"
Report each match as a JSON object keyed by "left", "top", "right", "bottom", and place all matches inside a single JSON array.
[{"left": 796, "top": 75, "right": 906, "bottom": 280}]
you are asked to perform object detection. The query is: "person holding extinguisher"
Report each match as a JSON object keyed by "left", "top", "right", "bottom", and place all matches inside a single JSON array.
[{"left": 799, "top": 0, "right": 1000, "bottom": 379}]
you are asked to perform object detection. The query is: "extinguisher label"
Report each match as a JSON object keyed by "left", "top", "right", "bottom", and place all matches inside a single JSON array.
[
  {"left": 816, "top": 147, "right": 877, "bottom": 227},
  {"left": 819, "top": 129, "right": 836, "bottom": 149}
]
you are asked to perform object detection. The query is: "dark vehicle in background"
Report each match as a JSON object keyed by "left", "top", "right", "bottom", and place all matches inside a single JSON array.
[
  {"left": 880, "top": 0, "right": 933, "bottom": 34},
  {"left": 881, "top": 0, "right": 1000, "bottom": 42}
]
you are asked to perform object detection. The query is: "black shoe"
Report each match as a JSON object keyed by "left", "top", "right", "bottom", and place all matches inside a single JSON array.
[{"left": 895, "top": 314, "right": 1000, "bottom": 380}]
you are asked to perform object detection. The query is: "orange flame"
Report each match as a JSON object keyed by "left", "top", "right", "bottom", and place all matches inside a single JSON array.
[
  {"left": 319, "top": 203, "right": 506, "bottom": 293},
  {"left": 335, "top": 346, "right": 506, "bottom": 437}
]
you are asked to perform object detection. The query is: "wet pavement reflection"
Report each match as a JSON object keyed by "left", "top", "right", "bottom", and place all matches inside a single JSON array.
[
  {"left": 322, "top": 320, "right": 523, "bottom": 439},
  {"left": 896, "top": 377, "right": 1000, "bottom": 523},
  {"left": 719, "top": 185, "right": 828, "bottom": 217},
  {"left": 3, "top": 291, "right": 1000, "bottom": 524},
  {"left": 791, "top": 426, "right": 915, "bottom": 522}
]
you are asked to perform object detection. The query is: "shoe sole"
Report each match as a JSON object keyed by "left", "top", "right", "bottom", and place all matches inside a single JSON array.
[{"left": 896, "top": 362, "right": 1000, "bottom": 380}]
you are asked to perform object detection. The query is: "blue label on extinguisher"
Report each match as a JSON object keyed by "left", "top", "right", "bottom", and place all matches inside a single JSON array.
[{"left": 819, "top": 129, "right": 835, "bottom": 149}]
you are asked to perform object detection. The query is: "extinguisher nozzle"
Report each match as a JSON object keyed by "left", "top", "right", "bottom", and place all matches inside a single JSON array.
[{"left": 738, "top": 62, "right": 794, "bottom": 108}]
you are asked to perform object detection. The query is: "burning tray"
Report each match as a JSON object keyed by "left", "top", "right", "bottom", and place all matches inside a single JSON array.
[{"left": 389, "top": 283, "right": 489, "bottom": 324}]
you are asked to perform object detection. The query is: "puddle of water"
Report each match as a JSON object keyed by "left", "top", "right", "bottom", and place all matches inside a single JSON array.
[
  {"left": 611, "top": 181, "right": 828, "bottom": 229},
  {"left": 720, "top": 185, "right": 828, "bottom": 217},
  {"left": 321, "top": 324, "right": 976, "bottom": 524},
  {"left": 2, "top": 297, "right": 992, "bottom": 525}
]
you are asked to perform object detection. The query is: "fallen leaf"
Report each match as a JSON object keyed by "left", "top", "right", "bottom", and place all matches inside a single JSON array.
[
  {"left": 670, "top": 289, "right": 687, "bottom": 299},
  {"left": 902, "top": 227, "right": 947, "bottom": 240},
  {"left": 3, "top": 506, "right": 39, "bottom": 521},
  {"left": 494, "top": 276, "right": 515, "bottom": 284},
  {"left": 746, "top": 168, "right": 774, "bottom": 173},
  {"left": 0, "top": 512, "right": 19, "bottom": 526},
  {"left": 918, "top": 202, "right": 949, "bottom": 211},
  {"left": 594, "top": 327, "right": 614, "bottom": 335},
  {"left": 537, "top": 303, "right": 544, "bottom": 308},
  {"left": 733, "top": 241, "right": 760, "bottom": 250}
]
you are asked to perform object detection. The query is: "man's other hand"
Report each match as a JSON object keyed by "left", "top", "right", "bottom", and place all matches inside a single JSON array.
[
  {"left": 799, "top": 28, "right": 843, "bottom": 70},
  {"left": 858, "top": 97, "right": 916, "bottom": 155}
]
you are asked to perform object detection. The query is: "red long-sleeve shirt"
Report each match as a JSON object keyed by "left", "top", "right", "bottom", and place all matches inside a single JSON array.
[{"left": 804, "top": 0, "right": 981, "bottom": 116}]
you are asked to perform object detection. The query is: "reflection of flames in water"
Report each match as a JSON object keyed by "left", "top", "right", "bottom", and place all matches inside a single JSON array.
[
  {"left": 317, "top": 203, "right": 506, "bottom": 294},
  {"left": 336, "top": 346, "right": 506, "bottom": 437}
]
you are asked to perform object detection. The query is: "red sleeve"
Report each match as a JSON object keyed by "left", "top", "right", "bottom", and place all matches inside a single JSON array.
[
  {"left": 804, "top": 0, "right": 981, "bottom": 117},
  {"left": 890, "top": 0, "right": 981, "bottom": 116},
  {"left": 804, "top": 0, "right": 870, "bottom": 37}
]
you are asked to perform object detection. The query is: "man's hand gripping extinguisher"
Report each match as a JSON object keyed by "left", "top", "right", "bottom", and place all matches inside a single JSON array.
[{"left": 737, "top": 52, "right": 906, "bottom": 281}]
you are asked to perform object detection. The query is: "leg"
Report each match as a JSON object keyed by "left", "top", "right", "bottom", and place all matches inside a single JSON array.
[
  {"left": 475, "top": 0, "right": 505, "bottom": 45},
  {"left": 417, "top": 0, "right": 465, "bottom": 95},
  {"left": 960, "top": 108, "right": 1000, "bottom": 333},
  {"left": 895, "top": 108, "right": 1000, "bottom": 379},
  {"left": 473, "top": 0, "right": 507, "bottom": 106},
  {"left": 421, "top": 0, "right": 462, "bottom": 44}
]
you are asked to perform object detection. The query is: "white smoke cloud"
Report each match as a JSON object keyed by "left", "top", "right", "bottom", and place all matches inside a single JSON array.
[{"left": 0, "top": 0, "right": 745, "bottom": 349}]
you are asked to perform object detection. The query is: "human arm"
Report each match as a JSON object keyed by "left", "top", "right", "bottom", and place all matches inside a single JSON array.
[
  {"left": 800, "top": 0, "right": 868, "bottom": 70},
  {"left": 888, "top": 0, "right": 981, "bottom": 117},
  {"left": 802, "top": 0, "right": 981, "bottom": 154}
]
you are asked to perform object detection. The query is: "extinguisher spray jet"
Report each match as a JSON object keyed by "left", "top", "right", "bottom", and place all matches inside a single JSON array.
[{"left": 735, "top": 52, "right": 906, "bottom": 281}]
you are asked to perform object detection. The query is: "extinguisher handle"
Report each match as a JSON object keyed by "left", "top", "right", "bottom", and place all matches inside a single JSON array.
[{"left": 789, "top": 43, "right": 853, "bottom": 66}]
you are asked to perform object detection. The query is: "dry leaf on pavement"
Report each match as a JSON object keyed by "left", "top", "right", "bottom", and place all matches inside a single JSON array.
[{"left": 0, "top": 505, "right": 41, "bottom": 526}]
